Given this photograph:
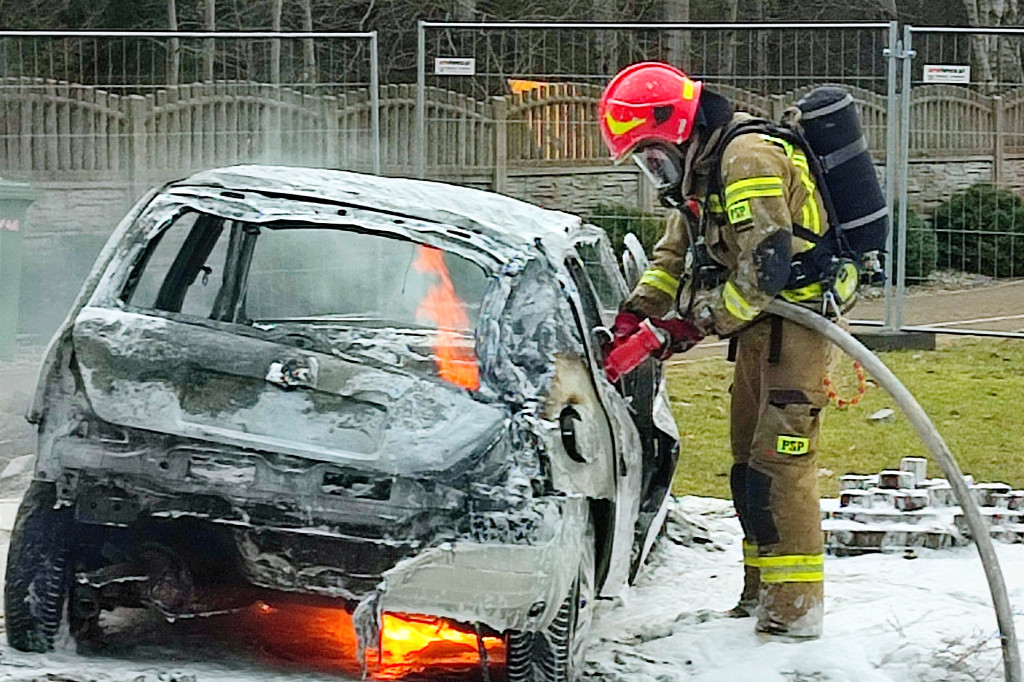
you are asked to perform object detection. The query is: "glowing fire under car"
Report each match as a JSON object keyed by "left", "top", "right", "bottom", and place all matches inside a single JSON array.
[
  {"left": 251, "top": 601, "right": 505, "bottom": 679},
  {"left": 6, "top": 166, "right": 680, "bottom": 681}
]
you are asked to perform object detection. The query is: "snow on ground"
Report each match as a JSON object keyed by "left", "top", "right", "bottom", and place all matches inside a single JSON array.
[{"left": 1, "top": 495, "right": 1023, "bottom": 681}]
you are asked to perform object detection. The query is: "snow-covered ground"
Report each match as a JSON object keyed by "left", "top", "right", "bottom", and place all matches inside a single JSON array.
[{"left": 1, "top": 495, "right": 1022, "bottom": 681}]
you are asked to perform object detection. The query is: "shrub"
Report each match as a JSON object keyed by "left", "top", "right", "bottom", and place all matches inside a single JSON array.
[
  {"left": 931, "top": 183, "right": 1024, "bottom": 278},
  {"left": 587, "top": 203, "right": 665, "bottom": 257},
  {"left": 890, "top": 206, "right": 938, "bottom": 282}
]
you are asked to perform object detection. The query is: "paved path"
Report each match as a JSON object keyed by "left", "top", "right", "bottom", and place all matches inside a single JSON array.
[
  {"left": 673, "top": 279, "right": 1024, "bottom": 363},
  {"left": 856, "top": 279, "right": 1024, "bottom": 333}
]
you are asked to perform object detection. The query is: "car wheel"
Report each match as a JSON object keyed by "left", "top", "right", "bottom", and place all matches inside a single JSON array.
[
  {"left": 506, "top": 519, "right": 596, "bottom": 682},
  {"left": 4, "top": 481, "right": 72, "bottom": 652}
]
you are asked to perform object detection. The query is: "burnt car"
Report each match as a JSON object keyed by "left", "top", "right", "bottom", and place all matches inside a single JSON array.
[{"left": 5, "top": 166, "right": 679, "bottom": 680}]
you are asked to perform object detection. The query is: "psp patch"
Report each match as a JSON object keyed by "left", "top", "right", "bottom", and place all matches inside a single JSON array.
[
  {"left": 776, "top": 435, "right": 810, "bottom": 455},
  {"left": 728, "top": 200, "right": 754, "bottom": 228}
]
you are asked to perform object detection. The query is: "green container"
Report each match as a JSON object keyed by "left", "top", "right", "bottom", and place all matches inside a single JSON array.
[{"left": 0, "top": 180, "right": 35, "bottom": 360}]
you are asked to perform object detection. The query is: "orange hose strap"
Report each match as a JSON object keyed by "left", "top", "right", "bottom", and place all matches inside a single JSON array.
[{"left": 824, "top": 360, "right": 867, "bottom": 409}]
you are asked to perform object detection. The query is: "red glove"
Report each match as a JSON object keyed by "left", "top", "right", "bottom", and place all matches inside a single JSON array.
[
  {"left": 611, "top": 310, "right": 643, "bottom": 348},
  {"left": 648, "top": 317, "right": 704, "bottom": 359}
]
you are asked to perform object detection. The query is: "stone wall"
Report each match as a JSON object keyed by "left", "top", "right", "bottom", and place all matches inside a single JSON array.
[
  {"left": 504, "top": 168, "right": 646, "bottom": 215},
  {"left": 18, "top": 182, "right": 136, "bottom": 343}
]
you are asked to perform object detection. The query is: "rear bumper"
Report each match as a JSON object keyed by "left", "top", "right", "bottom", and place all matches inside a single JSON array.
[{"left": 379, "top": 495, "right": 587, "bottom": 633}]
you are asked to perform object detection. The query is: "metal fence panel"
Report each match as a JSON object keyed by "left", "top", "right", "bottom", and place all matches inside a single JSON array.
[
  {"left": 0, "top": 31, "right": 380, "bottom": 348},
  {"left": 0, "top": 31, "right": 381, "bottom": 179},
  {"left": 896, "top": 26, "right": 1024, "bottom": 338},
  {"left": 416, "top": 21, "right": 897, "bottom": 325}
]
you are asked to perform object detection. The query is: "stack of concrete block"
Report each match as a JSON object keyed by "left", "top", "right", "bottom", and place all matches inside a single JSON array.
[{"left": 821, "top": 457, "right": 1024, "bottom": 556}]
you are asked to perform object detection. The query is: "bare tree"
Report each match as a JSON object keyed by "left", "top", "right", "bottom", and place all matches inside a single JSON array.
[
  {"left": 664, "top": 0, "right": 690, "bottom": 71},
  {"left": 455, "top": 0, "right": 476, "bottom": 20},
  {"left": 271, "top": 0, "right": 282, "bottom": 84},
  {"left": 962, "top": 0, "right": 1023, "bottom": 87},
  {"left": 202, "top": 0, "right": 215, "bottom": 82},
  {"left": 594, "top": 0, "right": 619, "bottom": 76},
  {"left": 720, "top": 0, "right": 739, "bottom": 79},
  {"left": 168, "top": 0, "right": 180, "bottom": 85},
  {"left": 300, "top": 0, "right": 317, "bottom": 83}
]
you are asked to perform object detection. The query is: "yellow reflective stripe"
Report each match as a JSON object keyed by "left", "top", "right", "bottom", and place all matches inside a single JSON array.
[
  {"left": 727, "top": 186, "right": 785, "bottom": 207},
  {"left": 722, "top": 281, "right": 759, "bottom": 321},
  {"left": 724, "top": 176, "right": 784, "bottom": 206},
  {"left": 638, "top": 269, "right": 680, "bottom": 297},
  {"left": 799, "top": 204, "right": 815, "bottom": 251},
  {"left": 755, "top": 553, "right": 824, "bottom": 569},
  {"left": 708, "top": 194, "right": 724, "bottom": 213},
  {"left": 780, "top": 281, "right": 823, "bottom": 303},
  {"left": 761, "top": 570, "right": 825, "bottom": 584},
  {"left": 803, "top": 190, "right": 821, "bottom": 235},
  {"left": 757, "top": 135, "right": 822, "bottom": 238},
  {"left": 743, "top": 541, "right": 759, "bottom": 565},
  {"left": 759, "top": 134, "right": 794, "bottom": 156},
  {"left": 755, "top": 553, "right": 825, "bottom": 583}
]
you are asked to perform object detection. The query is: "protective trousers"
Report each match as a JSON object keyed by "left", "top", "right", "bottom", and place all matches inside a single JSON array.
[{"left": 729, "top": 315, "right": 830, "bottom": 638}]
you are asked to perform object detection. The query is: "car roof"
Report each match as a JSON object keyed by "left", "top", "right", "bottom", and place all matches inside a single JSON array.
[{"left": 175, "top": 165, "right": 582, "bottom": 257}]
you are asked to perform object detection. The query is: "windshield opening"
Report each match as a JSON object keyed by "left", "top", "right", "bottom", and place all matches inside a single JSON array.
[{"left": 123, "top": 213, "right": 489, "bottom": 390}]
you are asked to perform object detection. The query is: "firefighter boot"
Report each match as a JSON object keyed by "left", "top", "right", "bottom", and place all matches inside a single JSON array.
[{"left": 727, "top": 553, "right": 760, "bottom": 618}]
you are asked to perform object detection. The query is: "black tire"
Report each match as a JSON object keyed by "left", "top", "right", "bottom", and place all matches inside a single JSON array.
[
  {"left": 506, "top": 519, "right": 596, "bottom": 682},
  {"left": 4, "top": 481, "right": 72, "bottom": 652}
]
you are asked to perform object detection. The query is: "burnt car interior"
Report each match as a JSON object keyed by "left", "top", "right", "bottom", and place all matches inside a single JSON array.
[{"left": 123, "top": 210, "right": 488, "bottom": 336}]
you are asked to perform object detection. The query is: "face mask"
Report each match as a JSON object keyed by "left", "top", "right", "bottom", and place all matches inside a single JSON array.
[{"left": 631, "top": 143, "right": 683, "bottom": 194}]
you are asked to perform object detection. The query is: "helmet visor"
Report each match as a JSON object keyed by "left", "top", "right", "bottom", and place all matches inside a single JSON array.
[{"left": 632, "top": 144, "right": 683, "bottom": 192}]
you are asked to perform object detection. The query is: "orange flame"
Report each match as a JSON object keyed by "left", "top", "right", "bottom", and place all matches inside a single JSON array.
[
  {"left": 413, "top": 246, "right": 480, "bottom": 391},
  {"left": 250, "top": 602, "right": 504, "bottom": 679},
  {"left": 374, "top": 613, "right": 505, "bottom": 679}
]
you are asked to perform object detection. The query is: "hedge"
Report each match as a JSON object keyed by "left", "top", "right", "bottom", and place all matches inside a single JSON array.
[{"left": 931, "top": 183, "right": 1024, "bottom": 278}]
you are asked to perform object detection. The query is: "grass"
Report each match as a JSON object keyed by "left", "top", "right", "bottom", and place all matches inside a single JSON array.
[{"left": 666, "top": 337, "right": 1024, "bottom": 499}]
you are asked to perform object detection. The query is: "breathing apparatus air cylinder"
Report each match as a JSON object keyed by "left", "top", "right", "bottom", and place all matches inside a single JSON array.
[{"left": 795, "top": 87, "right": 889, "bottom": 271}]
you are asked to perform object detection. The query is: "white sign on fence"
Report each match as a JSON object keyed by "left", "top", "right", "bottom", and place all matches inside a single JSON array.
[
  {"left": 923, "top": 64, "right": 971, "bottom": 84},
  {"left": 434, "top": 57, "right": 476, "bottom": 76}
]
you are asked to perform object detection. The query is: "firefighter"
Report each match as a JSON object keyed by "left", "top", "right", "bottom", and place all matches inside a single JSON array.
[{"left": 599, "top": 62, "right": 849, "bottom": 639}]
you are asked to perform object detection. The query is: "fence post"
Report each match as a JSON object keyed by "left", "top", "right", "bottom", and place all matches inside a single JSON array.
[
  {"left": 323, "top": 95, "right": 338, "bottom": 168},
  {"left": 882, "top": 20, "right": 900, "bottom": 332},
  {"left": 128, "top": 94, "right": 149, "bottom": 200},
  {"left": 894, "top": 24, "right": 914, "bottom": 332},
  {"left": 262, "top": 85, "right": 281, "bottom": 163},
  {"left": 19, "top": 82, "right": 32, "bottom": 172},
  {"left": 369, "top": 31, "right": 381, "bottom": 175},
  {"left": 993, "top": 95, "right": 1004, "bottom": 186},
  {"left": 770, "top": 94, "right": 787, "bottom": 121},
  {"left": 416, "top": 21, "right": 426, "bottom": 178},
  {"left": 492, "top": 97, "right": 508, "bottom": 194}
]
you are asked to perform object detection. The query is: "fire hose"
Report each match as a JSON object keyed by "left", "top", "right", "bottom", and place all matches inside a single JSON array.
[
  {"left": 606, "top": 300, "right": 1021, "bottom": 682},
  {"left": 765, "top": 301, "right": 1020, "bottom": 682}
]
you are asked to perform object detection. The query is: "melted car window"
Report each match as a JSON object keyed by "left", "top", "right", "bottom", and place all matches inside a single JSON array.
[
  {"left": 128, "top": 211, "right": 233, "bottom": 317},
  {"left": 126, "top": 218, "right": 488, "bottom": 338},
  {"left": 244, "top": 228, "right": 487, "bottom": 330}
]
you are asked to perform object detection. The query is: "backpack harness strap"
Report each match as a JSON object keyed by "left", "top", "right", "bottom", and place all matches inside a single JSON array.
[{"left": 704, "top": 118, "right": 855, "bottom": 311}]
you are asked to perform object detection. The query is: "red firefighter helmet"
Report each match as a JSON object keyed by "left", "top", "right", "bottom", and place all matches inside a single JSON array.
[{"left": 598, "top": 62, "right": 703, "bottom": 162}]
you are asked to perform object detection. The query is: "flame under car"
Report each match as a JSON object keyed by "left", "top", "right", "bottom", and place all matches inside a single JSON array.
[{"left": 6, "top": 166, "right": 680, "bottom": 681}]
